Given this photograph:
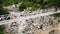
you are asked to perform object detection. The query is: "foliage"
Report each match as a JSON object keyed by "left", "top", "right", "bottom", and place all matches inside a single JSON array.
[
  {"left": 19, "top": 2, "right": 37, "bottom": 11},
  {"left": 0, "top": 0, "right": 60, "bottom": 9},
  {"left": 0, "top": 0, "right": 21, "bottom": 6},
  {"left": 0, "top": 0, "right": 60, "bottom": 11},
  {"left": 19, "top": 0, "right": 60, "bottom": 11},
  {"left": 29, "top": 6, "right": 38, "bottom": 11},
  {"left": 0, "top": 8, "right": 9, "bottom": 15},
  {"left": 0, "top": 25, "right": 6, "bottom": 34},
  {"left": 0, "top": 0, "right": 60, "bottom": 8},
  {"left": 0, "top": 32, "right": 6, "bottom": 34},
  {"left": 52, "top": 13, "right": 60, "bottom": 17},
  {"left": 0, "top": 0, "right": 10, "bottom": 15},
  {"left": 19, "top": 4, "right": 26, "bottom": 11}
]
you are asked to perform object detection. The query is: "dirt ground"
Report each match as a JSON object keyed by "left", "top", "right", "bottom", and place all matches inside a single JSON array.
[{"left": 32, "top": 23, "right": 60, "bottom": 34}]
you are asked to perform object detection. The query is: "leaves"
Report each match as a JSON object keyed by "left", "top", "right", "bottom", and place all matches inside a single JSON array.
[
  {"left": 0, "top": 8, "right": 9, "bottom": 15},
  {"left": 0, "top": 25, "right": 6, "bottom": 34}
]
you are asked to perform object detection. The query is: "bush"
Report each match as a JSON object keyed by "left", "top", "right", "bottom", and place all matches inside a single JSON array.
[
  {"left": 0, "top": 8, "right": 9, "bottom": 15},
  {"left": 53, "top": 13, "right": 60, "bottom": 17},
  {"left": 19, "top": 4, "right": 26, "bottom": 11},
  {"left": 0, "top": 25, "right": 6, "bottom": 34},
  {"left": 2, "top": 0, "right": 21, "bottom": 6},
  {"left": 0, "top": 32, "right": 6, "bottom": 34},
  {"left": 19, "top": 2, "right": 37, "bottom": 11},
  {"left": 29, "top": 6, "right": 38, "bottom": 11}
]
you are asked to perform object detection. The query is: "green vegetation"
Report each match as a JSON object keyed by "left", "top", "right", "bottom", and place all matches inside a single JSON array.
[
  {"left": 19, "top": 0, "right": 60, "bottom": 11},
  {"left": 51, "top": 13, "right": 60, "bottom": 23},
  {"left": 0, "top": 0, "right": 21, "bottom": 6},
  {"left": 0, "top": 0, "right": 60, "bottom": 14},
  {"left": 29, "top": 6, "right": 38, "bottom": 11},
  {"left": 0, "top": 25, "right": 6, "bottom": 34},
  {"left": 19, "top": 2, "right": 38, "bottom": 11},
  {"left": 19, "top": 4, "right": 26, "bottom": 11},
  {"left": 0, "top": 0, "right": 60, "bottom": 9},
  {"left": 53, "top": 13, "right": 60, "bottom": 17},
  {"left": 0, "top": 0, "right": 10, "bottom": 15},
  {"left": 0, "top": 8, "right": 9, "bottom": 15}
]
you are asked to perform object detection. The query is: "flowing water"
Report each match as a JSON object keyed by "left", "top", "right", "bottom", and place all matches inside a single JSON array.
[{"left": 0, "top": 5, "right": 60, "bottom": 34}]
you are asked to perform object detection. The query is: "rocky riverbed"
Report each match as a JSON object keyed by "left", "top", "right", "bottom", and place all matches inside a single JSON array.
[{"left": 0, "top": 5, "right": 60, "bottom": 34}]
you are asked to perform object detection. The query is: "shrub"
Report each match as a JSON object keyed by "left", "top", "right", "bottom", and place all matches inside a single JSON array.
[
  {"left": 19, "top": 4, "right": 26, "bottom": 11},
  {"left": 0, "top": 32, "right": 6, "bottom": 34},
  {"left": 0, "top": 25, "right": 6, "bottom": 34},
  {"left": 19, "top": 2, "right": 37, "bottom": 11},
  {"left": 0, "top": 8, "right": 9, "bottom": 15},
  {"left": 29, "top": 6, "right": 38, "bottom": 11}
]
